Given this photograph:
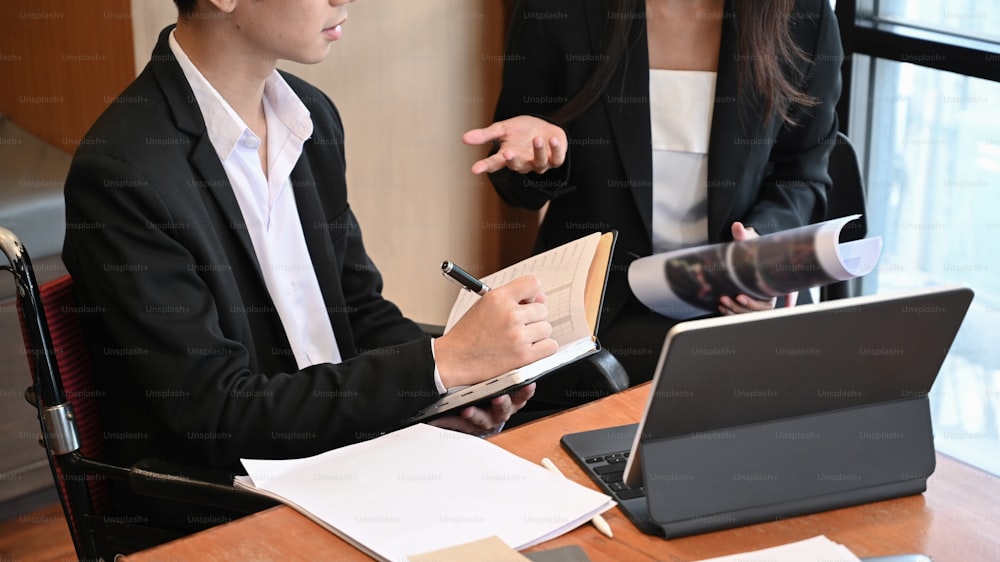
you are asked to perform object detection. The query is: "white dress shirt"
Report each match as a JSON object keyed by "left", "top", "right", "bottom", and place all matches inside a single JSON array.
[{"left": 169, "top": 32, "right": 342, "bottom": 369}]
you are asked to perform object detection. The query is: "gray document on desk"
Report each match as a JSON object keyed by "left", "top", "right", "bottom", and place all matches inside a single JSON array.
[{"left": 525, "top": 545, "right": 591, "bottom": 562}]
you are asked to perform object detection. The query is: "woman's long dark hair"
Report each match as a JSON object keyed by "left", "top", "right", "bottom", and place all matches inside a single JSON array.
[{"left": 549, "top": 0, "right": 817, "bottom": 126}]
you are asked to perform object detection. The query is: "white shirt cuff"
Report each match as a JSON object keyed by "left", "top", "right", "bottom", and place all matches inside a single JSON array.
[{"left": 429, "top": 338, "right": 447, "bottom": 395}]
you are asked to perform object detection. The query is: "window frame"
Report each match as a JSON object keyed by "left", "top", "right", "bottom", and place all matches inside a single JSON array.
[
  {"left": 836, "top": 0, "right": 1000, "bottom": 140},
  {"left": 835, "top": 0, "right": 1000, "bottom": 279},
  {"left": 834, "top": 0, "right": 1000, "bottom": 475}
]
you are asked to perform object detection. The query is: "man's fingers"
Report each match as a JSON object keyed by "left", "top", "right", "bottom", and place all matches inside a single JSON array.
[
  {"left": 519, "top": 317, "right": 553, "bottom": 345},
  {"left": 520, "top": 290, "right": 547, "bottom": 305},
  {"left": 510, "top": 382, "right": 536, "bottom": 406},
  {"left": 429, "top": 410, "right": 495, "bottom": 434},
  {"left": 500, "top": 275, "right": 545, "bottom": 303},
  {"left": 489, "top": 393, "right": 514, "bottom": 409},
  {"left": 461, "top": 406, "right": 500, "bottom": 431},
  {"left": 508, "top": 300, "right": 548, "bottom": 325},
  {"left": 527, "top": 337, "right": 559, "bottom": 361}
]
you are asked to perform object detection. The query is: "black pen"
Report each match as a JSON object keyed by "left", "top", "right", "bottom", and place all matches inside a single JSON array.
[{"left": 441, "top": 261, "right": 491, "bottom": 296}]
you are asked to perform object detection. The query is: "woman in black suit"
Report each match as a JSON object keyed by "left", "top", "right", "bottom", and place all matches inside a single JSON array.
[{"left": 464, "top": 0, "right": 844, "bottom": 389}]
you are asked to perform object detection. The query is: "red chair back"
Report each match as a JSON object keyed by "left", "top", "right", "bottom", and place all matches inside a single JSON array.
[
  {"left": 15, "top": 271, "right": 111, "bottom": 558},
  {"left": 19, "top": 274, "right": 112, "bottom": 507}
]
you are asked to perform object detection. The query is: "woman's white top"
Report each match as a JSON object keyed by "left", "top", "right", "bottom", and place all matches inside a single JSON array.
[{"left": 649, "top": 69, "right": 717, "bottom": 253}]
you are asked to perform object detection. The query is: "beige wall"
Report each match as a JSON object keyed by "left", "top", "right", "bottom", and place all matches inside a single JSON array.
[{"left": 131, "top": 0, "right": 527, "bottom": 325}]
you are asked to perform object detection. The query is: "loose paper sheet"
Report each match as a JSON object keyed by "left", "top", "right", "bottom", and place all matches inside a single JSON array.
[{"left": 239, "top": 424, "right": 614, "bottom": 562}]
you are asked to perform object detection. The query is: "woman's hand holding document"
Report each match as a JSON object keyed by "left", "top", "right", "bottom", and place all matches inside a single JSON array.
[{"left": 628, "top": 215, "right": 882, "bottom": 319}]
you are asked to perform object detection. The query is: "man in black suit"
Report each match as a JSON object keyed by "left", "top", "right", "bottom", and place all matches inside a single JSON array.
[{"left": 63, "top": 0, "right": 555, "bottom": 529}]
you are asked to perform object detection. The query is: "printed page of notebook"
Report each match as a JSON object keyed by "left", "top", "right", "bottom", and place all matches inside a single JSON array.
[
  {"left": 445, "top": 232, "right": 601, "bottom": 346},
  {"left": 693, "top": 535, "right": 861, "bottom": 562},
  {"left": 240, "top": 424, "right": 614, "bottom": 562}
]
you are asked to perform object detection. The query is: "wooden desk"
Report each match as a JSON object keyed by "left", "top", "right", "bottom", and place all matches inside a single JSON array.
[{"left": 125, "top": 385, "right": 1000, "bottom": 561}]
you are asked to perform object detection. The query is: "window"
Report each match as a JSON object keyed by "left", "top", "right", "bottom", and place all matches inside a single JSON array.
[
  {"left": 872, "top": 1, "right": 1000, "bottom": 43},
  {"left": 839, "top": 1, "right": 1000, "bottom": 476},
  {"left": 863, "top": 59, "right": 1000, "bottom": 474}
]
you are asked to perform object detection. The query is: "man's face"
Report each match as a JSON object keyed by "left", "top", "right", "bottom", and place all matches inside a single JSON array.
[{"left": 229, "top": 0, "right": 355, "bottom": 65}]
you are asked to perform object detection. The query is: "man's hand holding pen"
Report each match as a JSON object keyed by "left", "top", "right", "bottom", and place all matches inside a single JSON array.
[{"left": 434, "top": 275, "right": 557, "bottom": 389}]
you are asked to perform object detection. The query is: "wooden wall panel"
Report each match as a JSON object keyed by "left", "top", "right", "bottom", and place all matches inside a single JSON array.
[{"left": 0, "top": 0, "right": 135, "bottom": 154}]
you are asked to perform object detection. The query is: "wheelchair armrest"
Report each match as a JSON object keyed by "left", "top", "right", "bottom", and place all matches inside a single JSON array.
[
  {"left": 128, "top": 457, "right": 277, "bottom": 514},
  {"left": 416, "top": 322, "right": 445, "bottom": 338}
]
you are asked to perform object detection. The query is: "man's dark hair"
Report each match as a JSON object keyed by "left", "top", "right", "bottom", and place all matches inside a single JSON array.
[{"left": 174, "top": 0, "right": 196, "bottom": 15}]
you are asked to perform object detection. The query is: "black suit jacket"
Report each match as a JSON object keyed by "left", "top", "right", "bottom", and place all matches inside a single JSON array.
[
  {"left": 63, "top": 26, "right": 441, "bottom": 472},
  {"left": 491, "top": 0, "right": 843, "bottom": 328}
]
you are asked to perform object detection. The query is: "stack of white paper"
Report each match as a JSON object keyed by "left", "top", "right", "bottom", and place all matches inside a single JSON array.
[
  {"left": 236, "top": 424, "right": 615, "bottom": 562},
  {"left": 693, "top": 535, "right": 862, "bottom": 562}
]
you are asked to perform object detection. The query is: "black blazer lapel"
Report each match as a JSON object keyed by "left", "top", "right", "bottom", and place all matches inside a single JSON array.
[
  {"left": 706, "top": 0, "right": 750, "bottom": 242},
  {"left": 600, "top": 11, "right": 655, "bottom": 243},
  {"left": 594, "top": 0, "right": 750, "bottom": 245},
  {"left": 147, "top": 25, "right": 266, "bottom": 283},
  {"left": 289, "top": 159, "right": 356, "bottom": 361}
]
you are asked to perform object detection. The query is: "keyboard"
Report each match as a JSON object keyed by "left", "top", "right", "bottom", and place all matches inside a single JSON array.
[{"left": 581, "top": 449, "right": 646, "bottom": 501}]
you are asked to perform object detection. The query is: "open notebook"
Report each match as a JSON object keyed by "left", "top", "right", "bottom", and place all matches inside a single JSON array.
[{"left": 400, "top": 231, "right": 616, "bottom": 425}]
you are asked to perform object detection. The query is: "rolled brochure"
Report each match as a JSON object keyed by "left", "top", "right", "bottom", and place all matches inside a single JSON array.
[{"left": 628, "top": 215, "right": 882, "bottom": 319}]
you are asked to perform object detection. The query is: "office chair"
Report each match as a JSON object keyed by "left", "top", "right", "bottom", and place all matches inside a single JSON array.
[
  {"left": 0, "top": 226, "right": 275, "bottom": 560},
  {"left": 821, "top": 132, "right": 868, "bottom": 301}
]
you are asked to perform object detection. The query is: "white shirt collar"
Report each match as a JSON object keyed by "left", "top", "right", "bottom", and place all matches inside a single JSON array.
[{"left": 167, "top": 30, "right": 313, "bottom": 162}]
